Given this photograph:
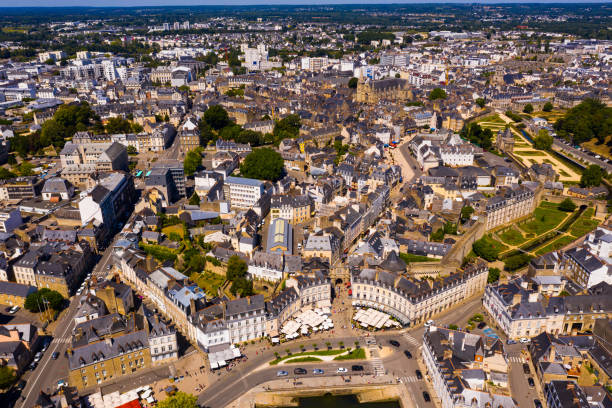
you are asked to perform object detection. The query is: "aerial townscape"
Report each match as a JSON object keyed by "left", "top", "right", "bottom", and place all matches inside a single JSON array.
[{"left": 0, "top": 2, "right": 612, "bottom": 408}]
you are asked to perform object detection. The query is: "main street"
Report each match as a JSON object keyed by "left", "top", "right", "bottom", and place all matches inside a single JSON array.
[{"left": 198, "top": 296, "right": 484, "bottom": 408}]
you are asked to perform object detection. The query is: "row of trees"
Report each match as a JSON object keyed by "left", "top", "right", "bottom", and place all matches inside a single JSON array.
[
  {"left": 226, "top": 255, "right": 254, "bottom": 297},
  {"left": 459, "top": 122, "right": 493, "bottom": 150}
]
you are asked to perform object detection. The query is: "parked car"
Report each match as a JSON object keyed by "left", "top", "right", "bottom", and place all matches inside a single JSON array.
[
  {"left": 8, "top": 305, "right": 19, "bottom": 314},
  {"left": 389, "top": 340, "right": 400, "bottom": 347},
  {"left": 313, "top": 369, "right": 324, "bottom": 375},
  {"left": 523, "top": 363, "right": 531, "bottom": 374},
  {"left": 29, "top": 361, "right": 37, "bottom": 370},
  {"left": 57, "top": 380, "right": 67, "bottom": 390},
  {"left": 422, "top": 391, "right": 431, "bottom": 402},
  {"left": 15, "top": 380, "right": 26, "bottom": 391},
  {"left": 506, "top": 339, "right": 517, "bottom": 345},
  {"left": 276, "top": 370, "right": 288, "bottom": 377},
  {"left": 351, "top": 365, "right": 364, "bottom": 371},
  {"left": 520, "top": 337, "right": 530, "bottom": 344},
  {"left": 41, "top": 340, "right": 50, "bottom": 352},
  {"left": 528, "top": 377, "right": 535, "bottom": 388},
  {"left": 337, "top": 367, "right": 348, "bottom": 373},
  {"left": 404, "top": 350, "right": 412, "bottom": 359},
  {"left": 293, "top": 368, "right": 307, "bottom": 375},
  {"left": 424, "top": 319, "right": 434, "bottom": 327},
  {"left": 477, "top": 322, "right": 487, "bottom": 329},
  {"left": 534, "top": 399, "right": 543, "bottom": 408},
  {"left": 415, "top": 369, "right": 423, "bottom": 380},
  {"left": 33, "top": 352, "right": 43, "bottom": 362},
  {"left": 52, "top": 351, "right": 60, "bottom": 360}
]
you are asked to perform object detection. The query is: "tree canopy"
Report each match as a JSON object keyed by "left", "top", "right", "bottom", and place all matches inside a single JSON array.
[
  {"left": 273, "top": 114, "right": 301, "bottom": 141},
  {"left": 183, "top": 148, "right": 203, "bottom": 177},
  {"left": 189, "top": 192, "right": 201, "bottom": 206},
  {"left": 460, "top": 122, "right": 493, "bottom": 150},
  {"left": 472, "top": 237, "right": 500, "bottom": 261},
  {"left": 348, "top": 77, "right": 358, "bottom": 89},
  {"left": 203, "top": 105, "right": 231, "bottom": 130},
  {"left": 523, "top": 103, "right": 534, "bottom": 114},
  {"left": 429, "top": 87, "right": 447, "bottom": 100},
  {"left": 0, "top": 366, "right": 16, "bottom": 389},
  {"left": 558, "top": 198, "right": 576, "bottom": 212},
  {"left": 543, "top": 101, "right": 553, "bottom": 112},
  {"left": 157, "top": 392, "right": 198, "bottom": 408},
  {"left": 554, "top": 99, "right": 612, "bottom": 144},
  {"left": 24, "top": 288, "right": 65, "bottom": 312},
  {"left": 240, "top": 148, "right": 284, "bottom": 181},
  {"left": 580, "top": 164, "right": 605, "bottom": 188},
  {"left": 533, "top": 128, "right": 553, "bottom": 150},
  {"left": 226, "top": 255, "right": 253, "bottom": 297}
]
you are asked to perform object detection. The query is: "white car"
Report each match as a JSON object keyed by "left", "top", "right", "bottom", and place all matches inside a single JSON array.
[
  {"left": 424, "top": 319, "right": 434, "bottom": 327},
  {"left": 336, "top": 367, "right": 348, "bottom": 373},
  {"left": 520, "top": 337, "right": 530, "bottom": 344},
  {"left": 8, "top": 305, "right": 20, "bottom": 314}
]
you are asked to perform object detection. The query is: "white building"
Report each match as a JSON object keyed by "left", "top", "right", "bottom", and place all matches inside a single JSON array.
[
  {"left": 0, "top": 207, "right": 22, "bottom": 233},
  {"left": 223, "top": 176, "right": 265, "bottom": 209}
]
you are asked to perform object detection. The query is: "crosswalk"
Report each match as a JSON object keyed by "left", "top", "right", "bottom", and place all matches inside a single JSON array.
[
  {"left": 53, "top": 337, "right": 71, "bottom": 344},
  {"left": 403, "top": 332, "right": 420, "bottom": 347},
  {"left": 401, "top": 376, "right": 422, "bottom": 384},
  {"left": 367, "top": 339, "right": 386, "bottom": 376},
  {"left": 507, "top": 356, "right": 525, "bottom": 364}
]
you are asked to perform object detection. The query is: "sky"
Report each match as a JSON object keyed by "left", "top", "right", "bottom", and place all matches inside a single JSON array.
[{"left": 3, "top": 0, "right": 610, "bottom": 7}]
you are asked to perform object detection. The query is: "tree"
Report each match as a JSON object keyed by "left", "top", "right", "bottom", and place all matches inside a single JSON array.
[
  {"left": 487, "top": 267, "right": 501, "bottom": 284},
  {"left": 183, "top": 148, "right": 202, "bottom": 177},
  {"left": 555, "top": 99, "right": 612, "bottom": 144},
  {"left": 533, "top": 128, "right": 553, "bottom": 150},
  {"left": 581, "top": 165, "right": 604, "bottom": 187},
  {"left": 461, "top": 205, "right": 474, "bottom": 223},
  {"left": 240, "top": 148, "right": 284, "bottom": 181},
  {"left": 24, "top": 288, "right": 65, "bottom": 312},
  {"left": 523, "top": 104, "right": 534, "bottom": 114},
  {"left": 105, "top": 117, "right": 132, "bottom": 134},
  {"left": 475, "top": 98, "right": 486, "bottom": 108},
  {"left": 0, "top": 366, "right": 16, "bottom": 389},
  {"left": 273, "top": 114, "right": 301, "bottom": 141},
  {"left": 189, "top": 192, "right": 200, "bottom": 206},
  {"left": 17, "top": 161, "right": 35, "bottom": 176},
  {"left": 430, "top": 228, "right": 444, "bottom": 242},
  {"left": 126, "top": 145, "right": 138, "bottom": 155},
  {"left": 543, "top": 102, "right": 553, "bottom": 112},
  {"left": 0, "top": 168, "right": 16, "bottom": 180},
  {"left": 157, "top": 392, "right": 198, "bottom": 408},
  {"left": 558, "top": 198, "right": 576, "bottom": 212},
  {"left": 429, "top": 87, "right": 447, "bottom": 100},
  {"left": 460, "top": 122, "right": 493, "bottom": 150},
  {"left": 227, "top": 255, "right": 247, "bottom": 281},
  {"left": 472, "top": 238, "right": 500, "bottom": 261},
  {"left": 348, "top": 77, "right": 358, "bottom": 89},
  {"left": 203, "top": 105, "right": 231, "bottom": 130}
]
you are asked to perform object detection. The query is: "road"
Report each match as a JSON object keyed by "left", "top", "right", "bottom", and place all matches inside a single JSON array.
[
  {"left": 18, "top": 299, "right": 79, "bottom": 408},
  {"left": 198, "top": 296, "right": 484, "bottom": 408},
  {"left": 17, "top": 235, "right": 121, "bottom": 407},
  {"left": 552, "top": 139, "right": 612, "bottom": 173}
]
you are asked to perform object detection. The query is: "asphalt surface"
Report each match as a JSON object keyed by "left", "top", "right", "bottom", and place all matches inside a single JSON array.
[{"left": 552, "top": 139, "right": 612, "bottom": 173}]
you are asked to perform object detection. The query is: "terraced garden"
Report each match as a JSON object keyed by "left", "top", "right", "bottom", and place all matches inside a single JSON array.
[{"left": 494, "top": 202, "right": 601, "bottom": 259}]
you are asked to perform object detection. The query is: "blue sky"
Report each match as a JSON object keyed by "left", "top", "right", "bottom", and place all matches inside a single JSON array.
[{"left": 3, "top": 0, "right": 609, "bottom": 7}]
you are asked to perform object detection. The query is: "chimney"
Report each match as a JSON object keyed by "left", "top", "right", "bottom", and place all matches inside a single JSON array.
[
  {"left": 549, "top": 345, "right": 556, "bottom": 361},
  {"left": 190, "top": 297, "right": 196, "bottom": 313}
]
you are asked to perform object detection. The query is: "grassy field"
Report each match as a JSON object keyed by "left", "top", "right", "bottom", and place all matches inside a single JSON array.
[
  {"left": 535, "top": 236, "right": 576, "bottom": 255},
  {"left": 333, "top": 348, "right": 366, "bottom": 360},
  {"left": 191, "top": 271, "right": 225, "bottom": 297},
  {"left": 514, "top": 150, "right": 547, "bottom": 156},
  {"left": 478, "top": 114, "right": 505, "bottom": 124},
  {"left": 270, "top": 349, "right": 346, "bottom": 365},
  {"left": 483, "top": 234, "right": 509, "bottom": 253},
  {"left": 399, "top": 253, "right": 440, "bottom": 263},
  {"left": 519, "top": 206, "right": 568, "bottom": 235},
  {"left": 498, "top": 227, "right": 527, "bottom": 246},
  {"left": 162, "top": 224, "right": 185, "bottom": 238},
  {"left": 285, "top": 357, "right": 323, "bottom": 363},
  {"left": 569, "top": 209, "right": 600, "bottom": 237}
]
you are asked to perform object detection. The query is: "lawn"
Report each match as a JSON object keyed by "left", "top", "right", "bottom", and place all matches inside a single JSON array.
[
  {"left": 569, "top": 215, "right": 600, "bottom": 238},
  {"left": 270, "top": 349, "right": 346, "bottom": 365},
  {"left": 478, "top": 114, "right": 505, "bottom": 124},
  {"left": 498, "top": 227, "right": 527, "bottom": 246},
  {"left": 285, "top": 357, "right": 323, "bottom": 363},
  {"left": 535, "top": 236, "right": 576, "bottom": 255},
  {"left": 191, "top": 271, "right": 225, "bottom": 297},
  {"left": 333, "top": 348, "right": 366, "bottom": 360},
  {"left": 162, "top": 224, "right": 185, "bottom": 239},
  {"left": 514, "top": 150, "right": 547, "bottom": 156},
  {"left": 399, "top": 253, "right": 440, "bottom": 263},
  {"left": 482, "top": 234, "right": 509, "bottom": 254},
  {"left": 519, "top": 207, "right": 568, "bottom": 235}
]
